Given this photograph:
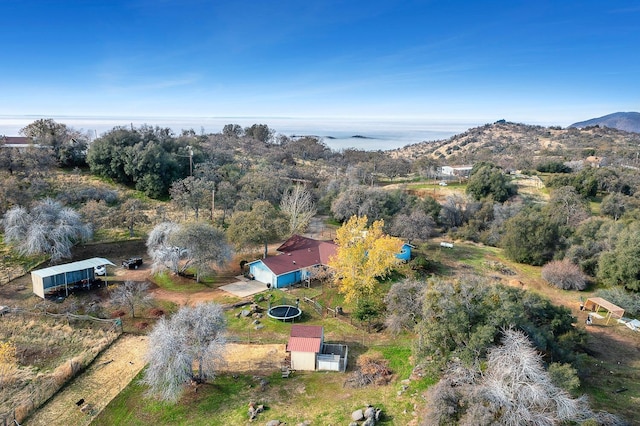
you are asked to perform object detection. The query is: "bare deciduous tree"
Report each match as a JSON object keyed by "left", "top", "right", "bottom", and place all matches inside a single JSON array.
[
  {"left": 115, "top": 199, "right": 150, "bottom": 238},
  {"left": 109, "top": 281, "right": 154, "bottom": 318},
  {"left": 142, "top": 303, "right": 226, "bottom": 402},
  {"left": 2, "top": 198, "right": 91, "bottom": 261},
  {"left": 422, "top": 329, "right": 622, "bottom": 425},
  {"left": 169, "top": 176, "right": 214, "bottom": 221},
  {"left": 147, "top": 221, "right": 181, "bottom": 273},
  {"left": 548, "top": 186, "right": 590, "bottom": 227},
  {"left": 147, "top": 222, "right": 232, "bottom": 281},
  {"left": 390, "top": 209, "right": 434, "bottom": 244},
  {"left": 280, "top": 184, "right": 317, "bottom": 235},
  {"left": 169, "top": 222, "right": 233, "bottom": 282},
  {"left": 384, "top": 279, "right": 426, "bottom": 334},
  {"left": 439, "top": 194, "right": 471, "bottom": 229}
]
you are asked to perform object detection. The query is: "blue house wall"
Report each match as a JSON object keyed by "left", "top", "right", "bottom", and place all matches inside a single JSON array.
[
  {"left": 275, "top": 270, "right": 300, "bottom": 288},
  {"left": 396, "top": 243, "right": 412, "bottom": 261}
]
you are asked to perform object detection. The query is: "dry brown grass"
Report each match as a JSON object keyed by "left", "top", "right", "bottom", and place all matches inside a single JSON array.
[{"left": 0, "top": 313, "right": 119, "bottom": 421}]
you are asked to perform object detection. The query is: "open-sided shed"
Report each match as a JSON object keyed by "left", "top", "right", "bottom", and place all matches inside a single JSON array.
[
  {"left": 584, "top": 297, "right": 625, "bottom": 325},
  {"left": 31, "top": 257, "right": 115, "bottom": 298}
]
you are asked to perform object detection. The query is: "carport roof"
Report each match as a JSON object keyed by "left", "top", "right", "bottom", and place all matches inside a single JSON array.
[{"left": 31, "top": 258, "right": 116, "bottom": 278}]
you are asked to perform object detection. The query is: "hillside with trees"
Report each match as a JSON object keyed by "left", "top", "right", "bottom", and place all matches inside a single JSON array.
[
  {"left": 1, "top": 118, "right": 639, "bottom": 424},
  {"left": 390, "top": 120, "right": 640, "bottom": 170}
]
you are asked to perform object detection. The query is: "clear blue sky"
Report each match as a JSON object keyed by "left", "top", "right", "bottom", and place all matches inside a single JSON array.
[{"left": 1, "top": 0, "right": 639, "bottom": 126}]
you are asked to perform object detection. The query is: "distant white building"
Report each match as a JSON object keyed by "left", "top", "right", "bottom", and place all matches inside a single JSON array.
[
  {"left": 439, "top": 165, "right": 473, "bottom": 177},
  {"left": 1, "top": 136, "right": 43, "bottom": 149}
]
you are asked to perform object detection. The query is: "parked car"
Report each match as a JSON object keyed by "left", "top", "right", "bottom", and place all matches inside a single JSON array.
[
  {"left": 439, "top": 181, "right": 448, "bottom": 186},
  {"left": 94, "top": 265, "right": 107, "bottom": 276},
  {"left": 122, "top": 257, "right": 143, "bottom": 269}
]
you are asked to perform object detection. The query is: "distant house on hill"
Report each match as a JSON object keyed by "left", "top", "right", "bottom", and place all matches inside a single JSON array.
[
  {"left": 0, "top": 136, "right": 41, "bottom": 148},
  {"left": 584, "top": 156, "right": 607, "bottom": 168},
  {"left": 247, "top": 234, "right": 413, "bottom": 289},
  {"left": 439, "top": 165, "right": 473, "bottom": 177}
]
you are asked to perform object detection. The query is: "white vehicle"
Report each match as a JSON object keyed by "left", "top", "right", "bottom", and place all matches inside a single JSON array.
[
  {"left": 439, "top": 181, "right": 448, "bottom": 186},
  {"left": 94, "top": 265, "right": 107, "bottom": 276}
]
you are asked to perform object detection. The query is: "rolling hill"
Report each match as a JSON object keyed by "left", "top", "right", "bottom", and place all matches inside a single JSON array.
[{"left": 389, "top": 120, "right": 640, "bottom": 169}]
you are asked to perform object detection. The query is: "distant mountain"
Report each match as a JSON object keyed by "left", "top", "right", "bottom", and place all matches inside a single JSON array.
[{"left": 570, "top": 112, "right": 640, "bottom": 133}]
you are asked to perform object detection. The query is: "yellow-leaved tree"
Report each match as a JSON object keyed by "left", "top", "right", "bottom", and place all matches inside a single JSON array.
[{"left": 328, "top": 215, "right": 404, "bottom": 303}]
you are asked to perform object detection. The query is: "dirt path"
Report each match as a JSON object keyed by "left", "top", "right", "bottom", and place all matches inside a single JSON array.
[
  {"left": 24, "top": 336, "right": 285, "bottom": 426},
  {"left": 25, "top": 334, "right": 149, "bottom": 426}
]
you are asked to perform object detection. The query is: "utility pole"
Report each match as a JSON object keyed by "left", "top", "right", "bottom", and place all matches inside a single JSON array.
[
  {"left": 186, "top": 145, "right": 193, "bottom": 176},
  {"left": 211, "top": 187, "right": 215, "bottom": 222}
]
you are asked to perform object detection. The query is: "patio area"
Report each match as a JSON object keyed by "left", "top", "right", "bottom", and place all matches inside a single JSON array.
[{"left": 220, "top": 276, "right": 269, "bottom": 298}]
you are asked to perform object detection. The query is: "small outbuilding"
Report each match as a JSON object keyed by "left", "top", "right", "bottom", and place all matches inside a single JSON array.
[
  {"left": 31, "top": 257, "right": 115, "bottom": 298},
  {"left": 583, "top": 297, "right": 625, "bottom": 325},
  {"left": 286, "top": 324, "right": 348, "bottom": 372}
]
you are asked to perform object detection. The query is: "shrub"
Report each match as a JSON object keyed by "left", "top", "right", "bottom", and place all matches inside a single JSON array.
[
  {"left": 542, "top": 260, "right": 587, "bottom": 290},
  {"left": 344, "top": 352, "right": 392, "bottom": 388}
]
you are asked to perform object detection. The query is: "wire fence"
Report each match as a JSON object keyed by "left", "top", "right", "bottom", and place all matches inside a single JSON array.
[{"left": 0, "top": 308, "right": 122, "bottom": 424}]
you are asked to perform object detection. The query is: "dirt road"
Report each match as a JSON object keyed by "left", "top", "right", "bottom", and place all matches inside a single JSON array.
[{"left": 25, "top": 334, "right": 149, "bottom": 426}]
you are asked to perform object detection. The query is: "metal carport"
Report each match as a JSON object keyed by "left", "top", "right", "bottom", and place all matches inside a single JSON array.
[{"left": 31, "top": 257, "right": 115, "bottom": 298}]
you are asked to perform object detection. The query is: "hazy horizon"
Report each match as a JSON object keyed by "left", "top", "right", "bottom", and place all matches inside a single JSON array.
[{"left": 0, "top": 115, "right": 488, "bottom": 151}]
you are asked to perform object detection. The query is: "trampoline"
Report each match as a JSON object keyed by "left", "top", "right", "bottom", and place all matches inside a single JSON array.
[{"left": 267, "top": 305, "right": 302, "bottom": 321}]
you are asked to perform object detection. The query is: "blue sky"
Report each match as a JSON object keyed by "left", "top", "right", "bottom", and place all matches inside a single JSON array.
[{"left": 1, "top": 0, "right": 639, "bottom": 127}]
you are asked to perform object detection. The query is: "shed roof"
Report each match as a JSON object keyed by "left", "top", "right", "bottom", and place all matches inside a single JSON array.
[
  {"left": 290, "top": 324, "right": 324, "bottom": 338},
  {"left": 31, "top": 258, "right": 116, "bottom": 278},
  {"left": 585, "top": 297, "right": 625, "bottom": 319},
  {"left": 287, "top": 336, "right": 322, "bottom": 353}
]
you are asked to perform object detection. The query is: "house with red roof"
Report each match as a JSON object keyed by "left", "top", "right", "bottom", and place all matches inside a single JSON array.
[
  {"left": 286, "top": 324, "right": 348, "bottom": 372},
  {"left": 247, "top": 234, "right": 412, "bottom": 289},
  {"left": 247, "top": 235, "right": 337, "bottom": 289}
]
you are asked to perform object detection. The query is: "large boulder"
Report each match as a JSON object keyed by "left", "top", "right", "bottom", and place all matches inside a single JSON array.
[
  {"left": 364, "top": 406, "right": 375, "bottom": 419},
  {"left": 351, "top": 409, "right": 364, "bottom": 421}
]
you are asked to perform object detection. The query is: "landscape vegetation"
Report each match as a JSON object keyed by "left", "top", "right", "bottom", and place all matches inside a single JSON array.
[{"left": 1, "top": 116, "right": 640, "bottom": 425}]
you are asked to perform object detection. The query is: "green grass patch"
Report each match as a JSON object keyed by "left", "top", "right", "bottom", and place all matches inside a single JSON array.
[
  {"left": 93, "top": 373, "right": 256, "bottom": 426},
  {"left": 150, "top": 272, "right": 212, "bottom": 293},
  {"left": 588, "top": 197, "right": 602, "bottom": 215},
  {"left": 96, "top": 352, "right": 424, "bottom": 425},
  {"left": 379, "top": 345, "right": 413, "bottom": 379},
  {"left": 93, "top": 228, "right": 140, "bottom": 242}
]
